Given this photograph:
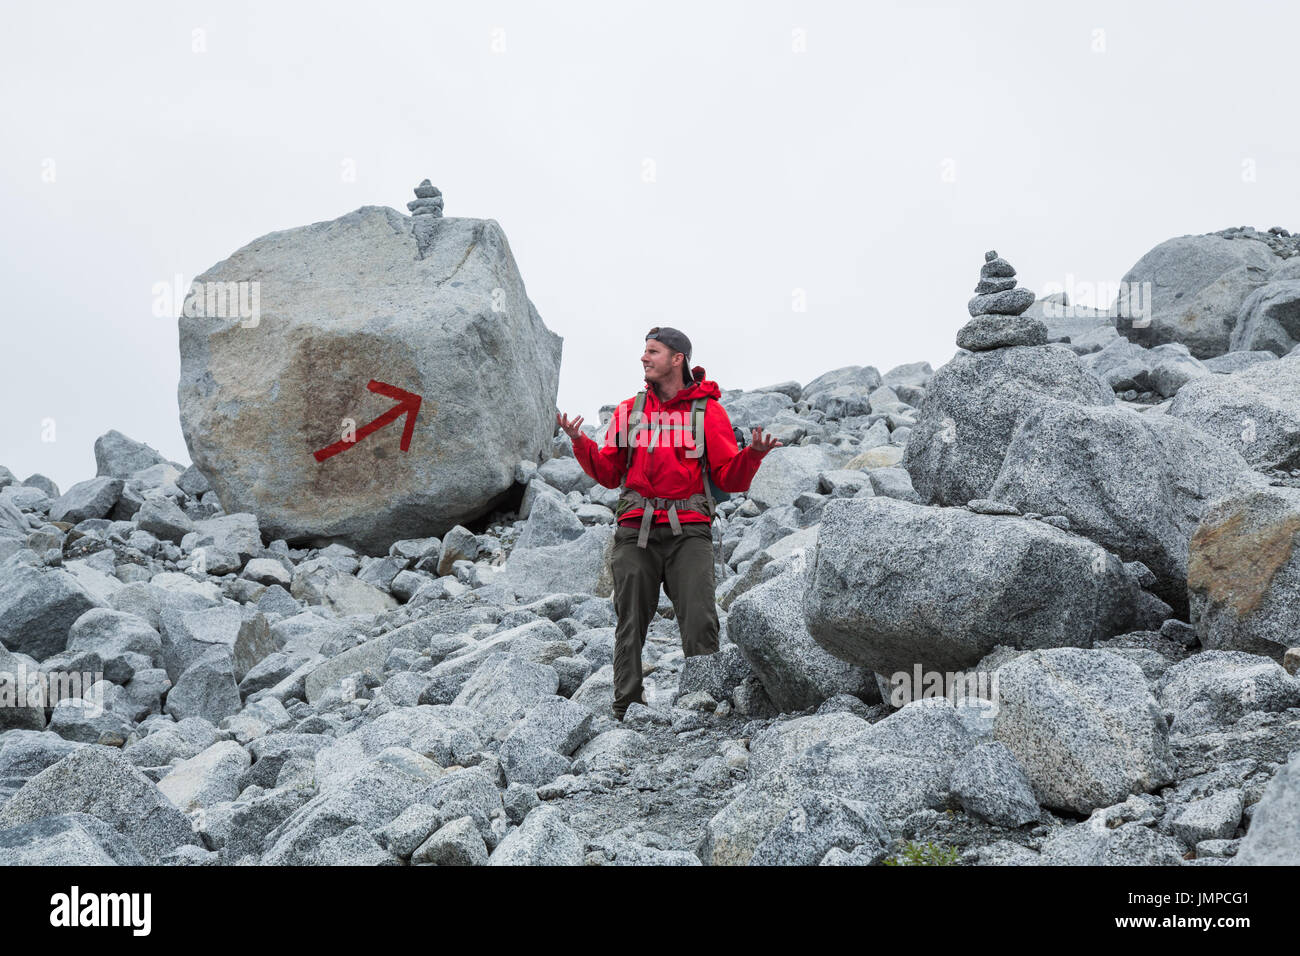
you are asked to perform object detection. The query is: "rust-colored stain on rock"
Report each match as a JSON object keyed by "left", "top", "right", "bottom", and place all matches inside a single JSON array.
[
  {"left": 281, "top": 334, "right": 422, "bottom": 504},
  {"left": 1188, "top": 505, "right": 1300, "bottom": 617}
]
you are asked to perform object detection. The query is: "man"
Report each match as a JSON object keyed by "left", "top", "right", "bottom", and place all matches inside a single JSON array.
[{"left": 556, "top": 327, "right": 781, "bottom": 720}]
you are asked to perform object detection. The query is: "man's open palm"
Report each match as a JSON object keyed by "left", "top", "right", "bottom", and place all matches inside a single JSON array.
[
  {"left": 557, "top": 412, "right": 585, "bottom": 442},
  {"left": 751, "top": 428, "right": 782, "bottom": 455}
]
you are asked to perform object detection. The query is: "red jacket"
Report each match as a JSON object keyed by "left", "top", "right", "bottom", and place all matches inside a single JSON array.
[{"left": 572, "top": 366, "right": 768, "bottom": 527}]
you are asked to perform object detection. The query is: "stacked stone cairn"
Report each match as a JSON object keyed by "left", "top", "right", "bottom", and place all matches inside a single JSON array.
[
  {"left": 409, "top": 179, "right": 445, "bottom": 258},
  {"left": 957, "top": 250, "right": 1048, "bottom": 351},
  {"left": 407, "top": 180, "right": 444, "bottom": 218}
]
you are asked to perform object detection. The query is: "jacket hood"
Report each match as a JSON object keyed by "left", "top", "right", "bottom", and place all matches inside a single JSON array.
[{"left": 643, "top": 366, "right": 719, "bottom": 404}]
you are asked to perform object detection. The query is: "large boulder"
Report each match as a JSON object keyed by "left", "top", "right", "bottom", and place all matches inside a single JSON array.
[
  {"left": 749, "top": 791, "right": 890, "bottom": 866},
  {"left": 497, "top": 524, "right": 616, "bottom": 602},
  {"left": 93, "top": 430, "right": 169, "bottom": 479},
  {"left": 156, "top": 740, "right": 251, "bottom": 812},
  {"left": 1234, "top": 749, "right": 1300, "bottom": 865},
  {"left": 700, "top": 699, "right": 979, "bottom": 865},
  {"left": 715, "top": 391, "right": 795, "bottom": 432},
  {"left": 1187, "top": 486, "right": 1300, "bottom": 663},
  {"left": 289, "top": 558, "right": 397, "bottom": 616},
  {"left": 747, "top": 712, "right": 871, "bottom": 778},
  {"left": 1230, "top": 274, "right": 1300, "bottom": 356},
  {"left": 0, "top": 813, "right": 147, "bottom": 865},
  {"left": 487, "top": 805, "right": 583, "bottom": 866},
  {"left": 902, "top": 345, "right": 1113, "bottom": 506},
  {"left": 1166, "top": 350, "right": 1300, "bottom": 471},
  {"left": 0, "top": 559, "right": 104, "bottom": 661},
  {"left": 165, "top": 650, "right": 243, "bottom": 724},
  {"left": 0, "top": 745, "right": 201, "bottom": 862},
  {"left": 0, "top": 651, "right": 46, "bottom": 733},
  {"left": 727, "top": 563, "right": 877, "bottom": 712},
  {"left": 1114, "top": 233, "right": 1279, "bottom": 358},
  {"left": 48, "top": 478, "right": 123, "bottom": 524},
  {"left": 1025, "top": 296, "right": 1117, "bottom": 346},
  {"left": 799, "top": 365, "right": 882, "bottom": 403},
  {"left": 159, "top": 604, "right": 278, "bottom": 683},
  {"left": 1155, "top": 650, "right": 1300, "bottom": 736},
  {"left": 992, "top": 648, "right": 1176, "bottom": 814},
  {"left": 987, "top": 401, "right": 1266, "bottom": 615},
  {"left": 261, "top": 749, "right": 445, "bottom": 864},
  {"left": 513, "top": 493, "right": 585, "bottom": 550},
  {"left": 802, "top": 497, "right": 1162, "bottom": 677},
  {"left": 178, "top": 204, "right": 561, "bottom": 553}
]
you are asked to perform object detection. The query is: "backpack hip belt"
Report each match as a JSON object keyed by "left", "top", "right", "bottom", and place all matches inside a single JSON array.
[{"left": 616, "top": 488, "right": 714, "bottom": 549}]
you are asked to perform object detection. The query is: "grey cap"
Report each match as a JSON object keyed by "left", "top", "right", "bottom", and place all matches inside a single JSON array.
[{"left": 646, "top": 327, "right": 693, "bottom": 383}]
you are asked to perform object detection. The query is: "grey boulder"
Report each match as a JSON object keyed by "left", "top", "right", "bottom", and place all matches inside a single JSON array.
[
  {"left": 497, "top": 524, "right": 615, "bottom": 602},
  {"left": 0, "top": 560, "right": 103, "bottom": 661},
  {"left": 746, "top": 445, "right": 855, "bottom": 511},
  {"left": 727, "top": 563, "right": 877, "bottom": 712},
  {"left": 1234, "top": 750, "right": 1300, "bottom": 865},
  {"left": 992, "top": 648, "right": 1176, "bottom": 814},
  {"left": 1229, "top": 275, "right": 1300, "bottom": 356},
  {"left": 165, "top": 650, "right": 242, "bottom": 723},
  {"left": 987, "top": 400, "right": 1266, "bottom": 616},
  {"left": 902, "top": 344, "right": 1113, "bottom": 506},
  {"left": 488, "top": 805, "right": 583, "bottom": 865},
  {"left": 1187, "top": 486, "right": 1300, "bottom": 662},
  {"left": 749, "top": 791, "right": 889, "bottom": 866},
  {"left": 1166, "top": 350, "right": 1300, "bottom": 470},
  {"left": 950, "top": 741, "right": 1041, "bottom": 828},
  {"left": 178, "top": 205, "right": 561, "bottom": 554},
  {"left": 803, "top": 497, "right": 1160, "bottom": 677},
  {"left": 136, "top": 497, "right": 195, "bottom": 543},
  {"left": 94, "top": 430, "right": 169, "bottom": 479},
  {"left": 1115, "top": 233, "right": 1278, "bottom": 358},
  {"left": 0, "top": 812, "right": 146, "bottom": 865},
  {"left": 1156, "top": 650, "right": 1300, "bottom": 736},
  {"left": 49, "top": 478, "right": 124, "bottom": 524},
  {"left": 955, "top": 313, "right": 1047, "bottom": 351},
  {"left": 0, "top": 745, "right": 201, "bottom": 862}
]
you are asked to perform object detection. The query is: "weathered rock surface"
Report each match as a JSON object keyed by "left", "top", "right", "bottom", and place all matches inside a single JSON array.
[
  {"left": 178, "top": 205, "right": 561, "bottom": 553},
  {"left": 1115, "top": 233, "right": 1279, "bottom": 358},
  {"left": 1231, "top": 274, "right": 1300, "bottom": 356},
  {"left": 993, "top": 649, "right": 1176, "bottom": 814},
  {"left": 803, "top": 497, "right": 1162, "bottom": 676},
  {"left": 1167, "top": 350, "right": 1300, "bottom": 470},
  {"left": 0, "top": 745, "right": 201, "bottom": 862},
  {"left": 903, "top": 344, "right": 1113, "bottom": 506},
  {"left": 0, "top": 560, "right": 103, "bottom": 661},
  {"left": 1187, "top": 486, "right": 1300, "bottom": 662},
  {"left": 988, "top": 400, "right": 1266, "bottom": 615},
  {"left": 1234, "top": 749, "right": 1300, "bottom": 865},
  {"left": 727, "top": 563, "right": 877, "bottom": 711}
]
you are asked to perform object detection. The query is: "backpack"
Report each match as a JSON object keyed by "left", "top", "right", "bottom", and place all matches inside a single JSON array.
[{"left": 624, "top": 391, "right": 731, "bottom": 516}]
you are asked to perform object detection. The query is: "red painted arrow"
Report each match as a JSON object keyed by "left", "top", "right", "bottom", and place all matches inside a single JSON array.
[{"left": 313, "top": 379, "right": 422, "bottom": 463}]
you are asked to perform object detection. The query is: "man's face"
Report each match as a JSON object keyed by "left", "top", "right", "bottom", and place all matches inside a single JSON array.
[{"left": 641, "top": 338, "right": 682, "bottom": 385}]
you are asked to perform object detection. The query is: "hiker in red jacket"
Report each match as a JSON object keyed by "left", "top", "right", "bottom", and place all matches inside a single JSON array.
[{"left": 557, "top": 327, "right": 781, "bottom": 720}]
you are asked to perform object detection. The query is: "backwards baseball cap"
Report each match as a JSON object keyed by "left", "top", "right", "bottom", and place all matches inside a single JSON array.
[{"left": 646, "top": 326, "right": 693, "bottom": 383}]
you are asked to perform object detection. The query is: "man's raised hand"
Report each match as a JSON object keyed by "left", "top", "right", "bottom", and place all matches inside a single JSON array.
[
  {"left": 557, "top": 412, "right": 585, "bottom": 442},
  {"left": 750, "top": 428, "right": 783, "bottom": 455}
]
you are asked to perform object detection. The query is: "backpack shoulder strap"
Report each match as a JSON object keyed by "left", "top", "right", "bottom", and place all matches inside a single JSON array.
[
  {"left": 691, "top": 397, "right": 708, "bottom": 465},
  {"left": 692, "top": 397, "right": 715, "bottom": 513},
  {"left": 624, "top": 391, "right": 648, "bottom": 472}
]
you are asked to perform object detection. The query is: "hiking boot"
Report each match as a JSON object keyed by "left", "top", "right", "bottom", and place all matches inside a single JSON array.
[{"left": 612, "top": 692, "right": 647, "bottom": 721}]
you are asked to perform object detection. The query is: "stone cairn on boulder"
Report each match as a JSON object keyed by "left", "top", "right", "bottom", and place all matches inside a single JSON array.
[
  {"left": 407, "top": 179, "right": 444, "bottom": 218},
  {"left": 957, "top": 250, "right": 1048, "bottom": 351},
  {"left": 409, "top": 179, "right": 445, "bottom": 258}
]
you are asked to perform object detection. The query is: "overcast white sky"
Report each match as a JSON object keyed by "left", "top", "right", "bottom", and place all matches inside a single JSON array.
[{"left": 3, "top": 0, "right": 1297, "bottom": 491}]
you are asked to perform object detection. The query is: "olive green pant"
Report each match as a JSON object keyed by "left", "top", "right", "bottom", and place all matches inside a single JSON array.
[{"left": 610, "top": 520, "right": 719, "bottom": 718}]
